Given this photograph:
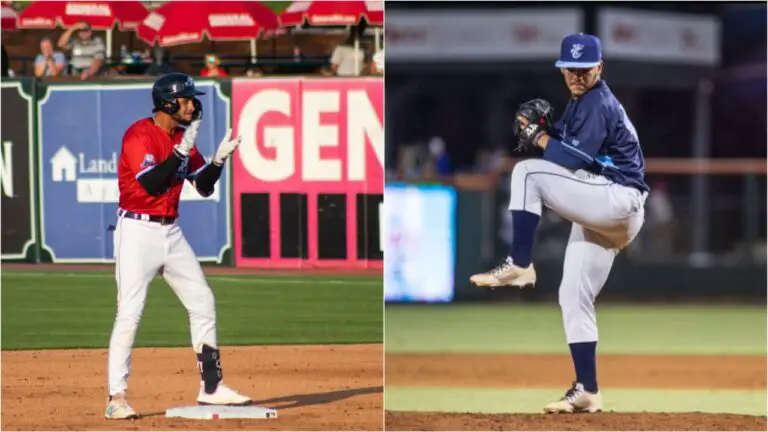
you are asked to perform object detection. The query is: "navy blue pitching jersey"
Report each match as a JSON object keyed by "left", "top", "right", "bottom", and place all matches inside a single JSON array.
[{"left": 544, "top": 80, "right": 649, "bottom": 192}]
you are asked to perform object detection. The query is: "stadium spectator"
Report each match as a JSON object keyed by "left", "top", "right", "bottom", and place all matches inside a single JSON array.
[
  {"left": 245, "top": 66, "right": 264, "bottom": 77},
  {"left": 57, "top": 21, "right": 105, "bottom": 80},
  {"left": 330, "top": 32, "right": 365, "bottom": 76},
  {"left": 292, "top": 45, "right": 304, "bottom": 62},
  {"left": 145, "top": 47, "right": 174, "bottom": 76},
  {"left": 200, "top": 53, "right": 227, "bottom": 77},
  {"left": 35, "top": 37, "right": 67, "bottom": 78},
  {"left": 371, "top": 48, "right": 383, "bottom": 75}
]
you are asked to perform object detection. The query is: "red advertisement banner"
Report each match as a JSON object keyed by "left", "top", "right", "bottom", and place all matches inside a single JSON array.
[{"left": 232, "top": 78, "right": 384, "bottom": 269}]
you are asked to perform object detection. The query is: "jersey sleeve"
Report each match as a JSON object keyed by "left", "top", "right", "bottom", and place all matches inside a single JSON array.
[
  {"left": 552, "top": 118, "right": 565, "bottom": 138},
  {"left": 123, "top": 130, "right": 158, "bottom": 179},
  {"left": 544, "top": 103, "right": 607, "bottom": 170},
  {"left": 186, "top": 147, "right": 208, "bottom": 181}
]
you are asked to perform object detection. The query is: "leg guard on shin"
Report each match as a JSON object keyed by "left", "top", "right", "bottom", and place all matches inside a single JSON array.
[{"left": 196, "top": 344, "right": 223, "bottom": 394}]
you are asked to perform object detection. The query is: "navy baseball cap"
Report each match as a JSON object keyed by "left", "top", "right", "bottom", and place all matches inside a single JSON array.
[{"left": 555, "top": 33, "right": 602, "bottom": 69}]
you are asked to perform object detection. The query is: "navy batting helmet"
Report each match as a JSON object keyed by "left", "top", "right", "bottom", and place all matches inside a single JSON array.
[{"left": 151, "top": 72, "right": 205, "bottom": 116}]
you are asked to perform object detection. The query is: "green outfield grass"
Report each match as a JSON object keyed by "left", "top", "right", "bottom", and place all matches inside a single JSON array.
[
  {"left": 1, "top": 271, "right": 383, "bottom": 350},
  {"left": 385, "top": 303, "right": 767, "bottom": 355},
  {"left": 385, "top": 387, "right": 767, "bottom": 416}
]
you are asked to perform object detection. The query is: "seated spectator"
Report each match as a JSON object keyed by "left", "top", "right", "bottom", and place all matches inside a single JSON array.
[
  {"left": 370, "top": 49, "right": 383, "bottom": 76},
  {"left": 330, "top": 33, "right": 365, "bottom": 76},
  {"left": 200, "top": 53, "right": 227, "bottom": 77},
  {"left": 35, "top": 37, "right": 67, "bottom": 78},
  {"left": 373, "top": 49, "right": 384, "bottom": 75},
  {"left": 57, "top": 21, "right": 105, "bottom": 80},
  {"left": 292, "top": 45, "right": 303, "bottom": 62},
  {"left": 244, "top": 66, "right": 263, "bottom": 77},
  {"left": 145, "top": 47, "right": 174, "bottom": 76}
]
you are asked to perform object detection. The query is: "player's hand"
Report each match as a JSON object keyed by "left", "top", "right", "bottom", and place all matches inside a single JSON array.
[
  {"left": 213, "top": 128, "right": 242, "bottom": 166},
  {"left": 175, "top": 119, "right": 201, "bottom": 158}
]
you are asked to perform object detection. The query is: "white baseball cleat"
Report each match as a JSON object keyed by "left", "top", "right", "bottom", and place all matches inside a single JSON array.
[
  {"left": 543, "top": 382, "right": 603, "bottom": 414},
  {"left": 197, "top": 381, "right": 253, "bottom": 406},
  {"left": 104, "top": 393, "right": 139, "bottom": 420},
  {"left": 470, "top": 257, "right": 536, "bottom": 288}
]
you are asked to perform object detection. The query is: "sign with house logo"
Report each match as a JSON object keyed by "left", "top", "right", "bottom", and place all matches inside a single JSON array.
[{"left": 38, "top": 82, "right": 231, "bottom": 263}]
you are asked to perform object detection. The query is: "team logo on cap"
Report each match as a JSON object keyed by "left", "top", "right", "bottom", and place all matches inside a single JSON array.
[{"left": 570, "top": 44, "right": 584, "bottom": 59}]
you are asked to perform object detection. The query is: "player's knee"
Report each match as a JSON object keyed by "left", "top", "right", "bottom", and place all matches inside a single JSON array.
[
  {"left": 558, "top": 285, "right": 579, "bottom": 309},
  {"left": 115, "top": 309, "right": 142, "bottom": 327},
  {"left": 188, "top": 290, "right": 216, "bottom": 318},
  {"left": 510, "top": 160, "right": 530, "bottom": 187},
  {"left": 511, "top": 159, "right": 533, "bottom": 177},
  {"left": 558, "top": 298, "right": 579, "bottom": 316},
  {"left": 510, "top": 159, "right": 545, "bottom": 187}
]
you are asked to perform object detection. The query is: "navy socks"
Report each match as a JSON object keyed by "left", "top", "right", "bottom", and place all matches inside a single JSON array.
[
  {"left": 569, "top": 342, "right": 598, "bottom": 393},
  {"left": 509, "top": 211, "right": 540, "bottom": 267}
]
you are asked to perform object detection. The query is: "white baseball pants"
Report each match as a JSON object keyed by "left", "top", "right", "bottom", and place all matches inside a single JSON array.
[
  {"left": 107, "top": 216, "right": 218, "bottom": 396},
  {"left": 508, "top": 159, "right": 646, "bottom": 343}
]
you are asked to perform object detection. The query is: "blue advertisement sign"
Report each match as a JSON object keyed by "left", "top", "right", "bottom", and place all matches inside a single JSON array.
[
  {"left": 384, "top": 183, "right": 457, "bottom": 303},
  {"left": 38, "top": 82, "right": 231, "bottom": 263}
]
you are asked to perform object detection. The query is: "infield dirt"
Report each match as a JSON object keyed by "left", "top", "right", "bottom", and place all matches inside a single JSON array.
[
  {"left": 2, "top": 344, "right": 382, "bottom": 430},
  {"left": 385, "top": 353, "right": 767, "bottom": 431}
]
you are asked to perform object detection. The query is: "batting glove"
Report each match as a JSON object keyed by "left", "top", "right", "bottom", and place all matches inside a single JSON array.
[
  {"left": 175, "top": 119, "right": 201, "bottom": 158},
  {"left": 213, "top": 128, "right": 242, "bottom": 166}
]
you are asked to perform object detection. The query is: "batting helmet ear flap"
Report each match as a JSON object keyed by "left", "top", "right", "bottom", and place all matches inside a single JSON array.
[
  {"left": 151, "top": 93, "right": 180, "bottom": 116},
  {"left": 161, "top": 98, "right": 180, "bottom": 115}
]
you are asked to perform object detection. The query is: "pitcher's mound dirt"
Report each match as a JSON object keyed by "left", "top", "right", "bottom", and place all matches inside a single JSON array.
[
  {"left": 385, "top": 411, "right": 767, "bottom": 431},
  {"left": 385, "top": 353, "right": 766, "bottom": 431},
  {"left": 2, "top": 344, "right": 382, "bottom": 431}
]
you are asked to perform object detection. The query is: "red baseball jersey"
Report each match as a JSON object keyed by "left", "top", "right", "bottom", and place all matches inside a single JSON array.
[{"left": 118, "top": 118, "right": 206, "bottom": 218}]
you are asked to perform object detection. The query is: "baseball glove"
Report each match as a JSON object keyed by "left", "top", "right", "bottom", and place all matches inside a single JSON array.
[{"left": 513, "top": 98, "right": 554, "bottom": 152}]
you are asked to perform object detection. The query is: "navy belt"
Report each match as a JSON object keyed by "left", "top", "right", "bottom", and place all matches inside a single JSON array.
[{"left": 117, "top": 209, "right": 176, "bottom": 225}]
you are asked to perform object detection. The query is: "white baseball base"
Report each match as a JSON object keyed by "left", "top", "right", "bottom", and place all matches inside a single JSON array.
[{"left": 165, "top": 405, "right": 278, "bottom": 420}]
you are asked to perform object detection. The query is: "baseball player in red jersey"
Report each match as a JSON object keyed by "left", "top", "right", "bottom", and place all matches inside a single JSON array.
[{"left": 105, "top": 73, "right": 246, "bottom": 420}]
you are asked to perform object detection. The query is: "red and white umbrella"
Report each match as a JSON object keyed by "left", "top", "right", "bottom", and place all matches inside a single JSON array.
[
  {"left": 18, "top": 1, "right": 147, "bottom": 29},
  {"left": 1, "top": 2, "right": 17, "bottom": 31},
  {"left": 137, "top": 1, "right": 279, "bottom": 60},
  {"left": 280, "top": 1, "right": 384, "bottom": 75},
  {"left": 17, "top": 1, "right": 148, "bottom": 57},
  {"left": 279, "top": 1, "right": 383, "bottom": 27}
]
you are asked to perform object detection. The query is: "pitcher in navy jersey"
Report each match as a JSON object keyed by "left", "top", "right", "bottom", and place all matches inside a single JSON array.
[{"left": 470, "top": 33, "right": 649, "bottom": 414}]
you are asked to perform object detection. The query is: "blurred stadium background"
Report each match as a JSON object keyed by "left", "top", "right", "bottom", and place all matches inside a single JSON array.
[
  {"left": 383, "top": 2, "right": 766, "bottom": 430},
  {"left": 1, "top": 0, "right": 384, "bottom": 78}
]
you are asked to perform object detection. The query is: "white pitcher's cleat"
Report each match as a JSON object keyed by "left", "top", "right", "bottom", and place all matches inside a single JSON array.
[
  {"left": 543, "top": 382, "right": 603, "bottom": 414},
  {"left": 470, "top": 258, "right": 536, "bottom": 289},
  {"left": 197, "top": 381, "right": 253, "bottom": 406},
  {"left": 105, "top": 393, "right": 139, "bottom": 420}
]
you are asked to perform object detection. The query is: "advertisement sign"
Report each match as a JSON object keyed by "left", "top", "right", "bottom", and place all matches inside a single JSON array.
[
  {"left": 384, "top": 183, "right": 456, "bottom": 303},
  {"left": 1, "top": 82, "right": 36, "bottom": 260},
  {"left": 386, "top": 8, "right": 583, "bottom": 61},
  {"left": 597, "top": 7, "right": 721, "bottom": 66},
  {"left": 232, "top": 78, "right": 383, "bottom": 269},
  {"left": 37, "top": 81, "right": 231, "bottom": 263}
]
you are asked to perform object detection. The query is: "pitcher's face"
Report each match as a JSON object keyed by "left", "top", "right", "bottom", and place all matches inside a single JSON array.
[{"left": 561, "top": 62, "right": 602, "bottom": 97}]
